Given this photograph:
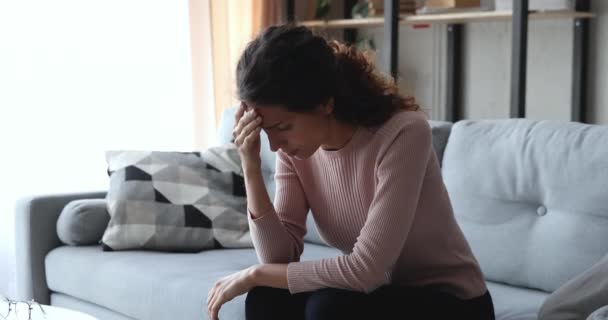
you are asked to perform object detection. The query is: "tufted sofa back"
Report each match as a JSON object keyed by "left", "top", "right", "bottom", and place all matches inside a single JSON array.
[{"left": 442, "top": 119, "right": 608, "bottom": 292}]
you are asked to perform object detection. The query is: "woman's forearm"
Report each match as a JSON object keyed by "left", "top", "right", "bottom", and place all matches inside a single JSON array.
[
  {"left": 251, "top": 263, "right": 289, "bottom": 289},
  {"left": 244, "top": 166, "right": 274, "bottom": 219}
]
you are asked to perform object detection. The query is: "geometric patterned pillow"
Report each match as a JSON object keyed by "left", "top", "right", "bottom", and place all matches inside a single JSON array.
[{"left": 101, "top": 144, "right": 253, "bottom": 252}]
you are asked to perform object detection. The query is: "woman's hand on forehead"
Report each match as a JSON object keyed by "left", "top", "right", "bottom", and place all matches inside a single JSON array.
[{"left": 242, "top": 101, "right": 251, "bottom": 111}]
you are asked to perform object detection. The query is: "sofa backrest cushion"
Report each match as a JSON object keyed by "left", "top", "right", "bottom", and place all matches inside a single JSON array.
[
  {"left": 442, "top": 119, "right": 608, "bottom": 292},
  {"left": 428, "top": 120, "right": 452, "bottom": 167}
]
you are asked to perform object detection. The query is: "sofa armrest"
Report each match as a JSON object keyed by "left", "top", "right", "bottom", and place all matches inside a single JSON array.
[
  {"left": 14, "top": 191, "right": 106, "bottom": 304},
  {"left": 588, "top": 305, "right": 608, "bottom": 320}
]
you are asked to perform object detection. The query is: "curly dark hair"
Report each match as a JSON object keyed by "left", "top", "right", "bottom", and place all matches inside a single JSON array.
[{"left": 236, "top": 24, "right": 419, "bottom": 128}]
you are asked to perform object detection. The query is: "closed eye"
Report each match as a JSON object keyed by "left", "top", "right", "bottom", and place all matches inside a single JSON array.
[{"left": 276, "top": 125, "right": 292, "bottom": 131}]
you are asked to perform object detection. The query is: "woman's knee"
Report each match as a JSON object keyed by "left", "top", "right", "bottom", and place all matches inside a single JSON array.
[
  {"left": 246, "top": 286, "right": 306, "bottom": 320},
  {"left": 305, "top": 288, "right": 368, "bottom": 320},
  {"left": 246, "top": 286, "right": 287, "bottom": 305}
]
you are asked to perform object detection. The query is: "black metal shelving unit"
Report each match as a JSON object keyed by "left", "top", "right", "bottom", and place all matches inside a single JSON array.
[
  {"left": 446, "top": 23, "right": 462, "bottom": 122},
  {"left": 572, "top": 0, "right": 591, "bottom": 123},
  {"left": 286, "top": 0, "right": 592, "bottom": 123},
  {"left": 509, "top": 0, "right": 529, "bottom": 119}
]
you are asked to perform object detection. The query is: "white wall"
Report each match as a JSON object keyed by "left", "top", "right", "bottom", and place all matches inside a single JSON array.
[{"left": 463, "top": 18, "right": 573, "bottom": 121}]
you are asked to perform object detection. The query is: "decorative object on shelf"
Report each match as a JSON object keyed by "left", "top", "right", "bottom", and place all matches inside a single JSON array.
[
  {"left": 425, "top": 0, "right": 479, "bottom": 8},
  {"left": 494, "top": 0, "right": 574, "bottom": 11},
  {"left": 352, "top": 0, "right": 376, "bottom": 18},
  {"left": 298, "top": 8, "right": 593, "bottom": 28},
  {"left": 1, "top": 295, "right": 46, "bottom": 320},
  {"left": 354, "top": 35, "right": 376, "bottom": 51},
  {"left": 371, "top": 0, "right": 419, "bottom": 16},
  {"left": 418, "top": 0, "right": 494, "bottom": 14},
  {"left": 315, "top": 0, "right": 331, "bottom": 19}
]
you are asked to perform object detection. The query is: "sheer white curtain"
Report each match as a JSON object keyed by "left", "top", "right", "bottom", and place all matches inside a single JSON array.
[{"left": 0, "top": 0, "right": 213, "bottom": 298}]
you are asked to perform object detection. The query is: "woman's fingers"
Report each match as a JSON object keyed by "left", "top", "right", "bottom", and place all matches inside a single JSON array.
[
  {"left": 207, "top": 284, "right": 219, "bottom": 319},
  {"left": 207, "top": 285, "right": 215, "bottom": 305},
  {"left": 235, "top": 116, "right": 261, "bottom": 144},
  {"left": 207, "top": 284, "right": 216, "bottom": 310},
  {"left": 232, "top": 110, "right": 257, "bottom": 141},
  {"left": 211, "top": 294, "right": 223, "bottom": 320},
  {"left": 242, "top": 128, "right": 262, "bottom": 147},
  {"left": 206, "top": 269, "right": 255, "bottom": 320},
  {"left": 232, "top": 105, "right": 246, "bottom": 140},
  {"left": 208, "top": 288, "right": 224, "bottom": 320},
  {"left": 234, "top": 115, "right": 261, "bottom": 146},
  {"left": 234, "top": 102, "right": 246, "bottom": 123},
  {"left": 235, "top": 124, "right": 261, "bottom": 147}
]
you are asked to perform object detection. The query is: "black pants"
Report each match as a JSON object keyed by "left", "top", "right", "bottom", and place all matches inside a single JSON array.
[{"left": 246, "top": 285, "right": 495, "bottom": 320}]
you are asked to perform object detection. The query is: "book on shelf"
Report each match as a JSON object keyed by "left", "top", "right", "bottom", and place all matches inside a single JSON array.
[
  {"left": 417, "top": 0, "right": 494, "bottom": 14},
  {"left": 371, "top": 0, "right": 421, "bottom": 15},
  {"left": 416, "top": 5, "right": 493, "bottom": 14},
  {"left": 425, "top": 0, "right": 481, "bottom": 8}
]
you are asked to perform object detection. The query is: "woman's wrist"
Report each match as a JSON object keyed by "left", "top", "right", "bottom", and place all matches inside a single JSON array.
[
  {"left": 247, "top": 264, "right": 289, "bottom": 289},
  {"left": 242, "top": 160, "right": 262, "bottom": 176},
  {"left": 247, "top": 264, "right": 262, "bottom": 287},
  {"left": 243, "top": 161, "right": 273, "bottom": 219}
]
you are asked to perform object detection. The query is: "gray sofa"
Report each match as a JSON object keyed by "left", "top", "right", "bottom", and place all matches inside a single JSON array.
[{"left": 15, "top": 107, "right": 608, "bottom": 320}]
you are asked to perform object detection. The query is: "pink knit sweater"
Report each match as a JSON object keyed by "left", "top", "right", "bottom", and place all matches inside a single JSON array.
[{"left": 248, "top": 110, "right": 487, "bottom": 299}]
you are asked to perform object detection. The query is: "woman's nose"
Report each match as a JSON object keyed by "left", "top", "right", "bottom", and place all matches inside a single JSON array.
[{"left": 268, "top": 136, "right": 283, "bottom": 152}]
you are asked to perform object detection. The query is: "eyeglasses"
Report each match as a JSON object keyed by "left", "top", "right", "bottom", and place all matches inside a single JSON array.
[{"left": 0, "top": 295, "right": 46, "bottom": 320}]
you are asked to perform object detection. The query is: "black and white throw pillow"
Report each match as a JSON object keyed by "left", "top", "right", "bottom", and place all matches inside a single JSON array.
[{"left": 101, "top": 145, "right": 252, "bottom": 252}]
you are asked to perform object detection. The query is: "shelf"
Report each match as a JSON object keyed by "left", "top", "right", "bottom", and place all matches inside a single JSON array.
[
  {"left": 299, "top": 17, "right": 385, "bottom": 28},
  {"left": 298, "top": 10, "right": 595, "bottom": 29}
]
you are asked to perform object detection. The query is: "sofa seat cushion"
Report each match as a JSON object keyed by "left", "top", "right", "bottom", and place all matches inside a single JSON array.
[
  {"left": 46, "top": 244, "right": 340, "bottom": 320},
  {"left": 487, "top": 281, "right": 548, "bottom": 320}
]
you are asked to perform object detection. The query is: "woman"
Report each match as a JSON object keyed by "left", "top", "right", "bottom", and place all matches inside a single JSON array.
[{"left": 206, "top": 24, "right": 494, "bottom": 320}]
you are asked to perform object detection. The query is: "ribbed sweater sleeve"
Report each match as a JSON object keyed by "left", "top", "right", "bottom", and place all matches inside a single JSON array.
[
  {"left": 247, "top": 151, "right": 309, "bottom": 264},
  {"left": 286, "top": 118, "right": 432, "bottom": 294}
]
